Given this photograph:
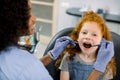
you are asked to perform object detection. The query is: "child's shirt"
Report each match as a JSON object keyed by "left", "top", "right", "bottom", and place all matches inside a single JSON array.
[{"left": 59, "top": 53, "right": 113, "bottom": 80}]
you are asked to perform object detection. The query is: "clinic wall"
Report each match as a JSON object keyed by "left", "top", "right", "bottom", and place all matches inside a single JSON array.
[{"left": 57, "top": 0, "right": 120, "bottom": 32}]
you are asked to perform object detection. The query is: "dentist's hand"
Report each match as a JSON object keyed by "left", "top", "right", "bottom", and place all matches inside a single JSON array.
[
  {"left": 93, "top": 38, "right": 114, "bottom": 73},
  {"left": 49, "top": 36, "right": 75, "bottom": 60}
]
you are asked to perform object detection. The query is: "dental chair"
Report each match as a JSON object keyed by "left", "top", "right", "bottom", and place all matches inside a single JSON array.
[{"left": 43, "top": 27, "right": 120, "bottom": 80}]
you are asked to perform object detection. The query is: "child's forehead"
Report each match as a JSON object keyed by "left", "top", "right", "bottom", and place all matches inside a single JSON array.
[
  {"left": 82, "top": 22, "right": 100, "bottom": 28},
  {"left": 81, "top": 22, "right": 102, "bottom": 32}
]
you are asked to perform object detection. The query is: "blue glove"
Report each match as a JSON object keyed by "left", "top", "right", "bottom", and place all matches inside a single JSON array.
[
  {"left": 49, "top": 36, "right": 75, "bottom": 60},
  {"left": 93, "top": 38, "right": 114, "bottom": 73}
]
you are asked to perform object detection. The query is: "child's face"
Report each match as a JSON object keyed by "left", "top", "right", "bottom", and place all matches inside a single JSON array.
[{"left": 77, "top": 22, "right": 102, "bottom": 54}]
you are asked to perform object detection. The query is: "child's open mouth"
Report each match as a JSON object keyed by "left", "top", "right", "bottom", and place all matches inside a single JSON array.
[
  {"left": 83, "top": 43, "right": 92, "bottom": 48},
  {"left": 74, "top": 41, "right": 100, "bottom": 49},
  {"left": 83, "top": 43, "right": 100, "bottom": 48}
]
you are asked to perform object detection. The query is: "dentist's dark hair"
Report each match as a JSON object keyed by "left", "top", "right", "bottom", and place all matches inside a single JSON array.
[{"left": 0, "top": 0, "right": 30, "bottom": 51}]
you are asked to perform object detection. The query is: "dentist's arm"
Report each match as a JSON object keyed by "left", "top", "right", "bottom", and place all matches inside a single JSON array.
[
  {"left": 87, "top": 70, "right": 102, "bottom": 80},
  {"left": 40, "top": 54, "right": 53, "bottom": 66}
]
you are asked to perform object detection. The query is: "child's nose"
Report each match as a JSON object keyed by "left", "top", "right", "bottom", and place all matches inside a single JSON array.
[{"left": 85, "top": 34, "right": 91, "bottom": 40}]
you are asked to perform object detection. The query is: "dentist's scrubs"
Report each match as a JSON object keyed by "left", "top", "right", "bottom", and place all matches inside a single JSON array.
[{"left": 0, "top": 45, "right": 53, "bottom": 80}]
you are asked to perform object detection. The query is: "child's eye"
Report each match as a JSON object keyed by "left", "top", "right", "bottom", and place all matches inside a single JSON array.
[
  {"left": 81, "top": 31, "right": 87, "bottom": 34},
  {"left": 92, "top": 33, "right": 97, "bottom": 36}
]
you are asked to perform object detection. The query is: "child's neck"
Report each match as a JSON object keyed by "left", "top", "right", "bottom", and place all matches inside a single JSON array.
[{"left": 79, "top": 52, "right": 96, "bottom": 63}]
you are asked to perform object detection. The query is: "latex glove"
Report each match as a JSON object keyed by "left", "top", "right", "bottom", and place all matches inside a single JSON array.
[
  {"left": 50, "top": 36, "right": 75, "bottom": 60},
  {"left": 93, "top": 38, "right": 114, "bottom": 73}
]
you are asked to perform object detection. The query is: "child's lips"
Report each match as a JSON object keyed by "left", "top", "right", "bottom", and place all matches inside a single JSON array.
[
  {"left": 83, "top": 42, "right": 100, "bottom": 48},
  {"left": 74, "top": 41, "right": 100, "bottom": 48}
]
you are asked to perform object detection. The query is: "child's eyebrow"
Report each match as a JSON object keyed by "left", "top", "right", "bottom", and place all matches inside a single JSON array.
[{"left": 81, "top": 29, "right": 87, "bottom": 32}]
